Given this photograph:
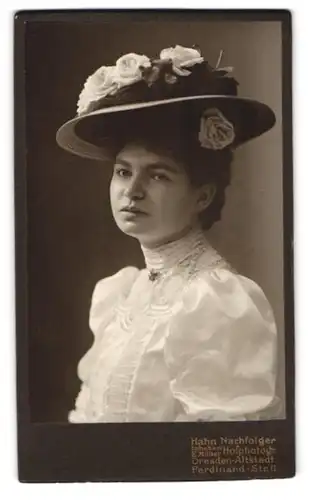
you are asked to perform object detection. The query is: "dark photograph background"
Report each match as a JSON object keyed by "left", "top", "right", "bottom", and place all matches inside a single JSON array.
[{"left": 24, "top": 15, "right": 284, "bottom": 422}]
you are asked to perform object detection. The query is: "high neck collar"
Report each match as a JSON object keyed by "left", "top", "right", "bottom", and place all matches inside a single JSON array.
[{"left": 141, "top": 227, "right": 209, "bottom": 272}]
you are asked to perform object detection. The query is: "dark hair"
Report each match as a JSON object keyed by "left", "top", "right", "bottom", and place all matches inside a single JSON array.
[
  {"left": 89, "top": 104, "right": 233, "bottom": 229},
  {"left": 183, "top": 148, "right": 233, "bottom": 230}
]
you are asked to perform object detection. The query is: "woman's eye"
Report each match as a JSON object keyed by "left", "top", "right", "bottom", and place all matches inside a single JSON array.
[
  {"left": 114, "top": 167, "right": 131, "bottom": 178},
  {"left": 151, "top": 173, "right": 169, "bottom": 181}
]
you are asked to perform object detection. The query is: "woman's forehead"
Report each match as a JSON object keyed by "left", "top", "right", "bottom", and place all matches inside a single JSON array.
[{"left": 115, "top": 141, "right": 186, "bottom": 172}]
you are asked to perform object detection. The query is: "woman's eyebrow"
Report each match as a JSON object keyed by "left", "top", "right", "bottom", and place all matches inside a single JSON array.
[
  {"left": 147, "top": 162, "right": 180, "bottom": 174},
  {"left": 115, "top": 158, "right": 180, "bottom": 174},
  {"left": 114, "top": 158, "right": 132, "bottom": 168}
]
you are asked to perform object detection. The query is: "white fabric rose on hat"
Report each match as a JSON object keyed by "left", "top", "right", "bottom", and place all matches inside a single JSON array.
[
  {"left": 77, "top": 54, "right": 151, "bottom": 115},
  {"left": 77, "top": 65, "right": 117, "bottom": 115},
  {"left": 160, "top": 44, "right": 204, "bottom": 76},
  {"left": 198, "top": 108, "right": 235, "bottom": 150},
  {"left": 114, "top": 53, "right": 151, "bottom": 88}
]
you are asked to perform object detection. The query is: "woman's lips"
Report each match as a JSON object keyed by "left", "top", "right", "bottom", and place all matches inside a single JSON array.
[{"left": 120, "top": 206, "right": 148, "bottom": 215}]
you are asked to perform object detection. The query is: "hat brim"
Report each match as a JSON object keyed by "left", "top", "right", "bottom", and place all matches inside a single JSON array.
[{"left": 56, "top": 94, "right": 276, "bottom": 161}]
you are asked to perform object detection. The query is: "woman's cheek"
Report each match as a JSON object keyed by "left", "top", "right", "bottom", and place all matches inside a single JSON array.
[
  {"left": 110, "top": 176, "right": 121, "bottom": 199},
  {"left": 163, "top": 191, "right": 185, "bottom": 221},
  {"left": 109, "top": 180, "right": 120, "bottom": 214}
]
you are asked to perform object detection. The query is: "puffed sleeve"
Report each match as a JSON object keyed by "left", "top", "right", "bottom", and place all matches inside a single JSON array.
[
  {"left": 89, "top": 266, "right": 139, "bottom": 334},
  {"left": 68, "top": 266, "right": 139, "bottom": 423},
  {"left": 164, "top": 268, "right": 280, "bottom": 422}
]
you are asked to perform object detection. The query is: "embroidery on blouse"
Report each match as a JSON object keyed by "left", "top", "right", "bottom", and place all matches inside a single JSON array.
[{"left": 142, "top": 226, "right": 232, "bottom": 284}]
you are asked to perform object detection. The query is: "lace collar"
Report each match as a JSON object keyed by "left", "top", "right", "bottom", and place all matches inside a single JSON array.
[{"left": 141, "top": 227, "right": 214, "bottom": 280}]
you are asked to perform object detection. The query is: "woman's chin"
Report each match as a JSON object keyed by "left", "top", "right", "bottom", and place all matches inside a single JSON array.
[{"left": 116, "top": 219, "right": 151, "bottom": 237}]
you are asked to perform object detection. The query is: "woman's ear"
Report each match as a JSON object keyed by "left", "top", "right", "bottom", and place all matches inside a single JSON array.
[{"left": 196, "top": 183, "right": 217, "bottom": 213}]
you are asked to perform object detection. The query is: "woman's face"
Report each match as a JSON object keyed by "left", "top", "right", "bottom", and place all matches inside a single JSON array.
[{"left": 109, "top": 142, "right": 213, "bottom": 247}]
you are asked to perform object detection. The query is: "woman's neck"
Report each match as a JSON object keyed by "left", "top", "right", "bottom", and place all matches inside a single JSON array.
[{"left": 141, "top": 226, "right": 208, "bottom": 272}]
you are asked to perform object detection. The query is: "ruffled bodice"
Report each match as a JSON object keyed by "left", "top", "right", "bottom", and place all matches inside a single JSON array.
[{"left": 68, "top": 228, "right": 281, "bottom": 423}]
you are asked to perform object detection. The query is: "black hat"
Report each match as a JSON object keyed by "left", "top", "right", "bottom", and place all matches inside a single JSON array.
[{"left": 56, "top": 45, "right": 276, "bottom": 161}]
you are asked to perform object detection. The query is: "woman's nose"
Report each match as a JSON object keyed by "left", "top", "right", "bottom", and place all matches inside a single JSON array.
[{"left": 124, "top": 175, "right": 145, "bottom": 200}]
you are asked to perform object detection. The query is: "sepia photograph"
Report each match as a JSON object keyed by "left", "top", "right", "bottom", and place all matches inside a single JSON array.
[{"left": 15, "top": 9, "right": 294, "bottom": 481}]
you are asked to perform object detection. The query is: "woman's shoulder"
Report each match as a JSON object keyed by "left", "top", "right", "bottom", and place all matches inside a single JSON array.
[
  {"left": 196, "top": 248, "right": 272, "bottom": 304},
  {"left": 92, "top": 266, "right": 140, "bottom": 298},
  {"left": 90, "top": 266, "right": 140, "bottom": 311},
  {"left": 89, "top": 266, "right": 140, "bottom": 333},
  {"left": 180, "top": 248, "right": 276, "bottom": 328}
]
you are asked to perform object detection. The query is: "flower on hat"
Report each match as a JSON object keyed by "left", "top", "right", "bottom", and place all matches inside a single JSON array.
[
  {"left": 76, "top": 46, "right": 237, "bottom": 116},
  {"left": 77, "top": 65, "right": 118, "bottom": 115},
  {"left": 114, "top": 52, "right": 151, "bottom": 87},
  {"left": 160, "top": 44, "right": 204, "bottom": 76},
  {"left": 198, "top": 108, "right": 235, "bottom": 150},
  {"left": 77, "top": 54, "right": 151, "bottom": 115}
]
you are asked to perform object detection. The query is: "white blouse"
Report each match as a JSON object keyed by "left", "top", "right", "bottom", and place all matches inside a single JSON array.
[{"left": 68, "top": 228, "right": 281, "bottom": 423}]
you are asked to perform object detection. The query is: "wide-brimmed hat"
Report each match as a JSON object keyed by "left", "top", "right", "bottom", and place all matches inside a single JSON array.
[{"left": 56, "top": 45, "right": 276, "bottom": 161}]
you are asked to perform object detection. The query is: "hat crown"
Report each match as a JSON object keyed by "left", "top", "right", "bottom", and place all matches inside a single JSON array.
[{"left": 77, "top": 45, "right": 238, "bottom": 117}]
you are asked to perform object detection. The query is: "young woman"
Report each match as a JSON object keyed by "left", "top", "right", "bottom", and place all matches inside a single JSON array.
[{"left": 56, "top": 45, "right": 281, "bottom": 423}]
